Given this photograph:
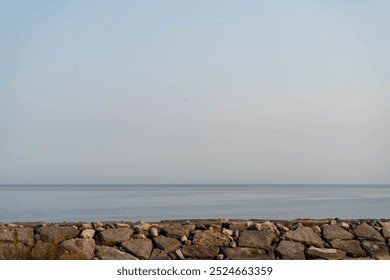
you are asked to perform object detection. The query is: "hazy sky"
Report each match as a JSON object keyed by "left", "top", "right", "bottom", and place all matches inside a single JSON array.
[{"left": 1, "top": 1, "right": 389, "bottom": 185}]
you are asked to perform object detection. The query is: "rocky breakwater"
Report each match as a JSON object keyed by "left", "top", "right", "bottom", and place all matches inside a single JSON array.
[{"left": 1, "top": 219, "right": 390, "bottom": 260}]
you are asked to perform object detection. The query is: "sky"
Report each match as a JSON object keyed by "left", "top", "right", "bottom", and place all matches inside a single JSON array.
[{"left": 1, "top": 0, "right": 389, "bottom": 185}]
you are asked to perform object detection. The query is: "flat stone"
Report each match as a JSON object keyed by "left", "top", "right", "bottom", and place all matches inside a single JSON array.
[
  {"left": 221, "top": 247, "right": 272, "bottom": 260},
  {"left": 227, "top": 222, "right": 247, "bottom": 232},
  {"left": 161, "top": 223, "right": 190, "bottom": 238},
  {"left": 35, "top": 226, "right": 79, "bottom": 243},
  {"left": 0, "top": 243, "right": 30, "bottom": 260},
  {"left": 361, "top": 241, "right": 390, "bottom": 260},
  {"left": 329, "top": 239, "right": 366, "bottom": 257},
  {"left": 122, "top": 238, "right": 153, "bottom": 259},
  {"left": 95, "top": 227, "right": 133, "bottom": 246},
  {"left": 192, "top": 229, "right": 230, "bottom": 247},
  {"left": 322, "top": 224, "right": 354, "bottom": 241},
  {"left": 0, "top": 228, "right": 34, "bottom": 244},
  {"left": 306, "top": 246, "right": 346, "bottom": 260},
  {"left": 58, "top": 238, "right": 95, "bottom": 260},
  {"left": 181, "top": 245, "right": 219, "bottom": 259},
  {"left": 355, "top": 223, "right": 384, "bottom": 242},
  {"left": 149, "top": 249, "right": 172, "bottom": 260},
  {"left": 30, "top": 241, "right": 60, "bottom": 260},
  {"left": 95, "top": 246, "right": 138, "bottom": 260},
  {"left": 237, "top": 230, "right": 276, "bottom": 250},
  {"left": 80, "top": 229, "right": 95, "bottom": 239},
  {"left": 152, "top": 236, "right": 181, "bottom": 252},
  {"left": 275, "top": 240, "right": 305, "bottom": 260},
  {"left": 284, "top": 226, "right": 324, "bottom": 247}
]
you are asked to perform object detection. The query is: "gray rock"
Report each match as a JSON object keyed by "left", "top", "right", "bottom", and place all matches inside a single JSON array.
[
  {"left": 80, "top": 229, "right": 95, "bottom": 239},
  {"left": 181, "top": 245, "right": 219, "bottom": 259},
  {"left": 355, "top": 223, "right": 385, "bottom": 242},
  {"left": 306, "top": 246, "right": 346, "bottom": 260},
  {"left": 0, "top": 243, "right": 30, "bottom": 260},
  {"left": 161, "top": 223, "right": 190, "bottom": 238},
  {"left": 284, "top": 226, "right": 324, "bottom": 247},
  {"left": 361, "top": 241, "right": 390, "bottom": 260},
  {"left": 95, "top": 227, "right": 133, "bottom": 246},
  {"left": 221, "top": 247, "right": 272, "bottom": 260},
  {"left": 30, "top": 241, "right": 60, "bottom": 260},
  {"left": 192, "top": 229, "right": 230, "bottom": 247},
  {"left": 329, "top": 239, "right": 366, "bottom": 257},
  {"left": 35, "top": 226, "right": 79, "bottom": 243},
  {"left": 58, "top": 238, "right": 95, "bottom": 260},
  {"left": 152, "top": 236, "right": 181, "bottom": 252},
  {"left": 95, "top": 246, "right": 138, "bottom": 260},
  {"left": 149, "top": 249, "right": 172, "bottom": 260},
  {"left": 322, "top": 224, "right": 354, "bottom": 241},
  {"left": 237, "top": 230, "right": 276, "bottom": 250},
  {"left": 122, "top": 238, "right": 153, "bottom": 259},
  {"left": 275, "top": 240, "right": 305, "bottom": 260}
]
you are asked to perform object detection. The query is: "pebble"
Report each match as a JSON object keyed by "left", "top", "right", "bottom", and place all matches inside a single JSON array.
[{"left": 149, "top": 227, "right": 158, "bottom": 237}]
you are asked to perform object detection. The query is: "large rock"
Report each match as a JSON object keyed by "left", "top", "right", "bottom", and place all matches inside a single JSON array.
[
  {"left": 237, "top": 230, "right": 276, "bottom": 250},
  {"left": 181, "top": 245, "right": 219, "bottom": 259},
  {"left": 322, "top": 224, "right": 354, "bottom": 241},
  {"left": 381, "top": 222, "right": 390, "bottom": 239},
  {"left": 122, "top": 239, "right": 153, "bottom": 259},
  {"left": 284, "top": 226, "right": 324, "bottom": 247},
  {"left": 58, "top": 238, "right": 95, "bottom": 260},
  {"left": 355, "top": 223, "right": 384, "bottom": 242},
  {"left": 361, "top": 241, "right": 390, "bottom": 260},
  {"left": 221, "top": 247, "right": 272, "bottom": 260},
  {"left": 192, "top": 229, "right": 230, "bottom": 247},
  {"left": 329, "top": 239, "right": 366, "bottom": 257},
  {"left": 152, "top": 236, "right": 181, "bottom": 252},
  {"left": 275, "top": 240, "right": 305, "bottom": 260},
  {"left": 95, "top": 246, "right": 138, "bottom": 260},
  {"left": 35, "top": 226, "right": 79, "bottom": 243},
  {"left": 95, "top": 228, "right": 133, "bottom": 246},
  {"left": 306, "top": 246, "right": 346, "bottom": 260},
  {"left": 0, "top": 228, "right": 34, "bottom": 244},
  {"left": 160, "top": 223, "right": 191, "bottom": 238},
  {"left": 30, "top": 242, "right": 60, "bottom": 260},
  {"left": 149, "top": 249, "right": 172, "bottom": 260},
  {"left": 0, "top": 243, "right": 30, "bottom": 260}
]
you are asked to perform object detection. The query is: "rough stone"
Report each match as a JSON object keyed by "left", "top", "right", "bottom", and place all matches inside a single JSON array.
[
  {"left": 152, "top": 236, "right": 181, "bottom": 252},
  {"left": 80, "top": 229, "right": 95, "bottom": 239},
  {"left": 306, "top": 246, "right": 346, "bottom": 260},
  {"left": 149, "top": 227, "right": 158, "bottom": 237},
  {"left": 149, "top": 249, "right": 172, "bottom": 260},
  {"left": 381, "top": 222, "right": 390, "bottom": 239},
  {"left": 122, "top": 238, "right": 153, "bottom": 259},
  {"left": 275, "top": 240, "right": 305, "bottom": 260},
  {"left": 161, "top": 223, "right": 190, "bottom": 238},
  {"left": 35, "top": 226, "right": 79, "bottom": 243},
  {"left": 30, "top": 242, "right": 60, "bottom": 259},
  {"left": 355, "top": 223, "right": 385, "bottom": 242},
  {"left": 133, "top": 222, "right": 150, "bottom": 234},
  {"left": 58, "top": 238, "right": 95, "bottom": 260},
  {"left": 361, "top": 241, "right": 390, "bottom": 260},
  {"left": 81, "top": 223, "right": 93, "bottom": 230},
  {"left": 329, "top": 239, "right": 366, "bottom": 257},
  {"left": 340, "top": 222, "right": 350, "bottom": 230},
  {"left": 237, "top": 230, "right": 276, "bottom": 250},
  {"left": 192, "top": 229, "right": 230, "bottom": 247},
  {"left": 227, "top": 222, "right": 247, "bottom": 232},
  {"left": 322, "top": 224, "right": 354, "bottom": 241},
  {"left": 0, "top": 243, "right": 30, "bottom": 260},
  {"left": 95, "top": 228, "right": 133, "bottom": 246},
  {"left": 95, "top": 246, "right": 138, "bottom": 260},
  {"left": 284, "top": 226, "right": 324, "bottom": 247},
  {"left": 181, "top": 244, "right": 219, "bottom": 259},
  {"left": 221, "top": 247, "right": 272, "bottom": 260}
]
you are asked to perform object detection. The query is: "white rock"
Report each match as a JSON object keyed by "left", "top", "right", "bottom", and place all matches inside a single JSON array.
[
  {"left": 149, "top": 227, "right": 158, "bottom": 237},
  {"left": 81, "top": 229, "right": 95, "bottom": 239}
]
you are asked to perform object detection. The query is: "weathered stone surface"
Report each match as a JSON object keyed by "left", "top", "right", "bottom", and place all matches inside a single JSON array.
[
  {"left": 238, "top": 230, "right": 276, "bottom": 250},
  {"left": 35, "top": 226, "right": 79, "bottom": 243},
  {"left": 80, "top": 229, "right": 95, "bottom": 239},
  {"left": 221, "top": 247, "right": 272, "bottom": 260},
  {"left": 149, "top": 227, "right": 158, "bottom": 237},
  {"left": 355, "top": 223, "right": 384, "bottom": 242},
  {"left": 181, "top": 245, "right": 219, "bottom": 259},
  {"left": 284, "top": 227, "right": 324, "bottom": 247},
  {"left": 227, "top": 222, "right": 247, "bottom": 232},
  {"left": 133, "top": 223, "right": 150, "bottom": 234},
  {"left": 306, "top": 246, "right": 346, "bottom": 260},
  {"left": 275, "top": 240, "right": 305, "bottom": 260},
  {"left": 0, "top": 243, "right": 30, "bottom": 260},
  {"left": 95, "top": 246, "right": 138, "bottom": 260},
  {"left": 122, "top": 239, "right": 153, "bottom": 259},
  {"left": 361, "top": 241, "right": 390, "bottom": 260},
  {"left": 192, "top": 230, "right": 230, "bottom": 247},
  {"left": 381, "top": 222, "right": 390, "bottom": 239},
  {"left": 95, "top": 228, "right": 133, "bottom": 246},
  {"left": 149, "top": 248, "right": 172, "bottom": 260},
  {"left": 161, "top": 223, "right": 190, "bottom": 238},
  {"left": 0, "top": 228, "right": 34, "bottom": 244},
  {"left": 0, "top": 229, "right": 14, "bottom": 242},
  {"left": 152, "top": 236, "right": 181, "bottom": 252},
  {"left": 58, "top": 238, "right": 95, "bottom": 260},
  {"left": 322, "top": 224, "right": 354, "bottom": 241},
  {"left": 30, "top": 241, "right": 60, "bottom": 260},
  {"left": 329, "top": 239, "right": 366, "bottom": 257}
]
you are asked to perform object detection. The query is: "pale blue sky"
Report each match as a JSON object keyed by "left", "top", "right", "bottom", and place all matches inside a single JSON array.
[{"left": 1, "top": 1, "right": 389, "bottom": 184}]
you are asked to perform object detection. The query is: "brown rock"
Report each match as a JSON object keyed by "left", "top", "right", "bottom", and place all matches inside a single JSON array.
[
  {"left": 30, "top": 241, "right": 60, "bottom": 259},
  {"left": 221, "top": 247, "right": 272, "bottom": 260},
  {"left": 355, "top": 223, "right": 384, "bottom": 242},
  {"left": 149, "top": 249, "right": 172, "bottom": 260},
  {"left": 58, "top": 238, "right": 95, "bottom": 260},
  {"left": 152, "top": 236, "right": 181, "bottom": 252},
  {"left": 237, "top": 230, "right": 276, "bottom": 250},
  {"left": 0, "top": 228, "right": 34, "bottom": 244},
  {"left": 192, "top": 229, "right": 230, "bottom": 247},
  {"left": 275, "top": 240, "right": 305, "bottom": 260},
  {"left": 322, "top": 224, "right": 354, "bottom": 241},
  {"left": 122, "top": 239, "right": 153, "bottom": 259},
  {"left": 80, "top": 229, "right": 95, "bottom": 239},
  {"left": 95, "top": 228, "right": 133, "bottom": 246},
  {"left": 95, "top": 246, "right": 138, "bottom": 260},
  {"left": 329, "top": 239, "right": 366, "bottom": 257},
  {"left": 181, "top": 245, "right": 219, "bottom": 259},
  {"left": 361, "top": 241, "right": 390, "bottom": 260},
  {"left": 381, "top": 222, "right": 390, "bottom": 239},
  {"left": 161, "top": 223, "right": 190, "bottom": 238},
  {"left": 306, "top": 246, "right": 346, "bottom": 260},
  {"left": 35, "top": 226, "right": 79, "bottom": 243},
  {"left": 0, "top": 243, "right": 30, "bottom": 260},
  {"left": 284, "top": 226, "right": 324, "bottom": 247}
]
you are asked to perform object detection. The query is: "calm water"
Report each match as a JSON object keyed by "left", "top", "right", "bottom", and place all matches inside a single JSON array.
[{"left": 0, "top": 185, "right": 389, "bottom": 222}]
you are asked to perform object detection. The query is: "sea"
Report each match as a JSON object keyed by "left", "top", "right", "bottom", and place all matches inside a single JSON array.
[{"left": 0, "top": 185, "right": 389, "bottom": 223}]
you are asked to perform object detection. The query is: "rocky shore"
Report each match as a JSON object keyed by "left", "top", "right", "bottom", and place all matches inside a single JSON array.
[{"left": 1, "top": 219, "right": 390, "bottom": 260}]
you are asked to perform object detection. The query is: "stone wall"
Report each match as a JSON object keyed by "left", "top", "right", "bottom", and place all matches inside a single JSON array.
[{"left": 1, "top": 219, "right": 390, "bottom": 260}]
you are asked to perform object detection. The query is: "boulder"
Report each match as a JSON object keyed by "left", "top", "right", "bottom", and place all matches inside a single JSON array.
[
  {"left": 284, "top": 226, "right": 324, "bottom": 247},
  {"left": 329, "top": 239, "right": 366, "bottom": 257},
  {"left": 192, "top": 229, "right": 230, "bottom": 247},
  {"left": 161, "top": 223, "right": 191, "bottom": 238},
  {"left": 221, "top": 247, "right": 272, "bottom": 260},
  {"left": 95, "top": 246, "right": 138, "bottom": 260},
  {"left": 58, "top": 238, "right": 95, "bottom": 260},
  {"left": 0, "top": 228, "right": 34, "bottom": 244},
  {"left": 0, "top": 243, "right": 30, "bottom": 260},
  {"left": 237, "top": 230, "right": 276, "bottom": 250},
  {"left": 30, "top": 241, "right": 60, "bottom": 259},
  {"left": 149, "top": 249, "right": 172, "bottom": 260},
  {"left": 35, "top": 226, "right": 79, "bottom": 243},
  {"left": 322, "top": 224, "right": 354, "bottom": 241},
  {"left": 275, "top": 240, "right": 305, "bottom": 260},
  {"left": 381, "top": 222, "right": 390, "bottom": 239},
  {"left": 181, "top": 245, "right": 219, "bottom": 259},
  {"left": 121, "top": 239, "right": 153, "bottom": 259},
  {"left": 95, "top": 228, "right": 133, "bottom": 246},
  {"left": 355, "top": 223, "right": 384, "bottom": 242},
  {"left": 361, "top": 241, "right": 390, "bottom": 260},
  {"left": 152, "top": 236, "right": 181, "bottom": 252},
  {"left": 306, "top": 246, "right": 346, "bottom": 260}
]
